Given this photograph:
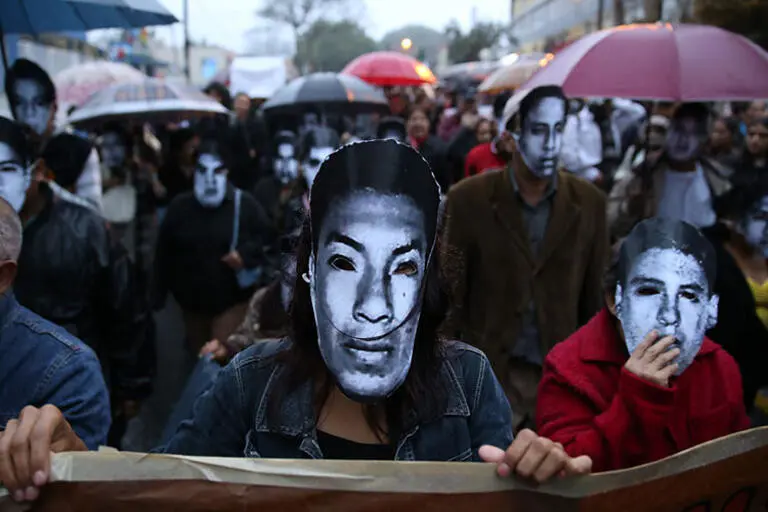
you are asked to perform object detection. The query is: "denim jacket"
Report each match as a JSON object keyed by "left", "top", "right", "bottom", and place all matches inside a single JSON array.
[
  {"left": 162, "top": 338, "right": 513, "bottom": 461},
  {"left": 0, "top": 293, "right": 111, "bottom": 450}
]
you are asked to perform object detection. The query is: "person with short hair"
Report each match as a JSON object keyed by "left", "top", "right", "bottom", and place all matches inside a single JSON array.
[
  {"left": 441, "top": 85, "right": 609, "bottom": 432},
  {"left": 0, "top": 196, "right": 111, "bottom": 453},
  {"left": 536, "top": 218, "right": 750, "bottom": 472}
]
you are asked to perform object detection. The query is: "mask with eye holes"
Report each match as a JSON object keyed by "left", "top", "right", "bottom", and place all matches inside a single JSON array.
[
  {"left": 0, "top": 116, "right": 33, "bottom": 212},
  {"left": 194, "top": 151, "right": 228, "bottom": 208},
  {"left": 510, "top": 87, "right": 567, "bottom": 179},
  {"left": 307, "top": 139, "right": 440, "bottom": 402},
  {"left": 272, "top": 131, "right": 299, "bottom": 185},
  {"left": 614, "top": 218, "right": 719, "bottom": 374}
]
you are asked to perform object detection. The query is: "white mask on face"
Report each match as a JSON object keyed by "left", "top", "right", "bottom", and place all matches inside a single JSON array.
[
  {"left": 303, "top": 147, "right": 333, "bottom": 188},
  {"left": 615, "top": 247, "right": 718, "bottom": 375},
  {"left": 194, "top": 153, "right": 227, "bottom": 208},
  {"left": 309, "top": 191, "right": 430, "bottom": 402},
  {"left": 101, "top": 132, "right": 127, "bottom": 170},
  {"left": 742, "top": 196, "right": 768, "bottom": 257},
  {"left": 274, "top": 143, "right": 299, "bottom": 185},
  {"left": 0, "top": 141, "right": 31, "bottom": 212},
  {"left": 11, "top": 79, "right": 52, "bottom": 137},
  {"left": 666, "top": 119, "right": 704, "bottom": 163},
  {"left": 514, "top": 96, "right": 566, "bottom": 179}
]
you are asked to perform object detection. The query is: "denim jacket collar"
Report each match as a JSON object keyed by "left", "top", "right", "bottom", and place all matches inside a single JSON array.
[
  {"left": 0, "top": 292, "right": 20, "bottom": 333},
  {"left": 253, "top": 355, "right": 472, "bottom": 445}
]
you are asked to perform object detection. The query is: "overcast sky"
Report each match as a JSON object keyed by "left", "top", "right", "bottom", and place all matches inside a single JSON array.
[{"left": 151, "top": 0, "right": 511, "bottom": 52}]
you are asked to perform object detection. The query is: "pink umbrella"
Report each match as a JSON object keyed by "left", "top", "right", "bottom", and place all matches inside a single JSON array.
[
  {"left": 522, "top": 23, "right": 768, "bottom": 101},
  {"left": 55, "top": 61, "right": 146, "bottom": 108}
]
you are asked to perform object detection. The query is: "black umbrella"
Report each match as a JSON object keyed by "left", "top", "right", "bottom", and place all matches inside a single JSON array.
[{"left": 261, "top": 72, "right": 389, "bottom": 116}]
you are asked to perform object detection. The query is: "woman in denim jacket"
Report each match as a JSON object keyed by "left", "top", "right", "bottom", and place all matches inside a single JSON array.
[{"left": 0, "top": 140, "right": 592, "bottom": 503}]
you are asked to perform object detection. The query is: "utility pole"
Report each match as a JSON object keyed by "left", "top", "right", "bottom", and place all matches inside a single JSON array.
[
  {"left": 183, "top": 0, "right": 191, "bottom": 83},
  {"left": 597, "top": 0, "right": 605, "bottom": 29}
]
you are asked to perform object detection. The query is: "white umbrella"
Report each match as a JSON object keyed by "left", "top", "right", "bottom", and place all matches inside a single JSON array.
[{"left": 68, "top": 78, "right": 229, "bottom": 129}]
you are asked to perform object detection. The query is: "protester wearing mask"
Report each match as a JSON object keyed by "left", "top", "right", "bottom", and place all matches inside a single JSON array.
[
  {"left": 441, "top": 86, "right": 608, "bottom": 432},
  {"left": 406, "top": 106, "right": 450, "bottom": 192},
  {"left": 0, "top": 139, "right": 593, "bottom": 505},
  {"left": 609, "top": 103, "right": 732, "bottom": 240},
  {"left": 561, "top": 99, "right": 603, "bottom": 184},
  {"left": 537, "top": 218, "right": 750, "bottom": 472},
  {"left": 0, "top": 119, "right": 148, "bottom": 447},
  {"left": 253, "top": 130, "right": 305, "bottom": 238},
  {"left": 199, "top": 228, "right": 300, "bottom": 363},
  {"left": 0, "top": 194, "right": 111, "bottom": 458},
  {"left": 153, "top": 134, "right": 270, "bottom": 357},
  {"left": 463, "top": 118, "right": 504, "bottom": 178},
  {"left": 4, "top": 58, "right": 103, "bottom": 213},
  {"left": 300, "top": 127, "right": 339, "bottom": 189}
]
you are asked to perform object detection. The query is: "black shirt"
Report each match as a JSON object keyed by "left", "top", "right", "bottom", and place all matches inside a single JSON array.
[{"left": 316, "top": 431, "right": 395, "bottom": 460}]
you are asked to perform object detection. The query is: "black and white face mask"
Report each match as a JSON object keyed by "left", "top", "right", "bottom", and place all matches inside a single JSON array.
[
  {"left": 194, "top": 153, "right": 227, "bottom": 208},
  {"left": 615, "top": 221, "right": 718, "bottom": 375},
  {"left": 11, "top": 78, "right": 53, "bottom": 137},
  {"left": 274, "top": 143, "right": 298, "bottom": 185},
  {"left": 666, "top": 118, "right": 705, "bottom": 163},
  {"left": 513, "top": 96, "right": 566, "bottom": 179},
  {"left": 742, "top": 196, "right": 768, "bottom": 258},
  {"left": 303, "top": 146, "right": 333, "bottom": 188},
  {"left": 101, "top": 132, "right": 127, "bottom": 170},
  {"left": 0, "top": 140, "right": 31, "bottom": 212},
  {"left": 306, "top": 140, "right": 438, "bottom": 402}
]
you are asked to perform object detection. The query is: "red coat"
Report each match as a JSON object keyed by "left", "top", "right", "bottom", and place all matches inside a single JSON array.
[
  {"left": 464, "top": 143, "right": 505, "bottom": 178},
  {"left": 536, "top": 308, "right": 750, "bottom": 472}
]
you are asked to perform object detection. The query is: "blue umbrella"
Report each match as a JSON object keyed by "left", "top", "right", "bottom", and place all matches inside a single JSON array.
[{"left": 0, "top": 0, "right": 178, "bottom": 68}]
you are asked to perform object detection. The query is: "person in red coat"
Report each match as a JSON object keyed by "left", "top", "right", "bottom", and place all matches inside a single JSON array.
[
  {"left": 464, "top": 119, "right": 506, "bottom": 178},
  {"left": 536, "top": 217, "right": 750, "bottom": 472}
]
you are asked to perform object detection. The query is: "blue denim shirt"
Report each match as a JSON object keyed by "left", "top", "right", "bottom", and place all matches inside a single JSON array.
[
  {"left": 161, "top": 339, "right": 513, "bottom": 461},
  {"left": 0, "top": 293, "right": 111, "bottom": 450}
]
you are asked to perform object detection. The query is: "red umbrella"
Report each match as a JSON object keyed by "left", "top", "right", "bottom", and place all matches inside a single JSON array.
[
  {"left": 522, "top": 23, "right": 768, "bottom": 101},
  {"left": 343, "top": 51, "right": 437, "bottom": 87}
]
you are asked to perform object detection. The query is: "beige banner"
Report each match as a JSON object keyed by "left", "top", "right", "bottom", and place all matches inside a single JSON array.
[{"left": 1, "top": 426, "right": 767, "bottom": 511}]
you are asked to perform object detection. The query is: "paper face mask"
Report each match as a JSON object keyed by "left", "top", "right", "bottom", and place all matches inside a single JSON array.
[
  {"left": 0, "top": 141, "right": 31, "bottom": 212},
  {"left": 11, "top": 78, "right": 53, "bottom": 137},
  {"left": 274, "top": 143, "right": 298, "bottom": 185},
  {"left": 303, "top": 147, "right": 333, "bottom": 188},
  {"left": 194, "top": 153, "right": 227, "bottom": 208},
  {"left": 101, "top": 132, "right": 127, "bottom": 170},
  {"left": 615, "top": 219, "right": 718, "bottom": 375},
  {"left": 515, "top": 96, "right": 565, "bottom": 179},
  {"left": 666, "top": 118, "right": 704, "bottom": 163},
  {"left": 308, "top": 139, "right": 439, "bottom": 402},
  {"left": 742, "top": 196, "right": 768, "bottom": 257}
]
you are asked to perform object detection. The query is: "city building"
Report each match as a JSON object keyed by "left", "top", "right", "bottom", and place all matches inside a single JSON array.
[{"left": 509, "top": 0, "right": 694, "bottom": 52}]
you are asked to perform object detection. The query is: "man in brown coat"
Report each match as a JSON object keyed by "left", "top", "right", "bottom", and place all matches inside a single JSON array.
[{"left": 440, "top": 86, "right": 609, "bottom": 432}]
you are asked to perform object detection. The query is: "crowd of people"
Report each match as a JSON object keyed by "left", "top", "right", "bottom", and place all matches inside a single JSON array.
[{"left": 0, "top": 54, "right": 767, "bottom": 504}]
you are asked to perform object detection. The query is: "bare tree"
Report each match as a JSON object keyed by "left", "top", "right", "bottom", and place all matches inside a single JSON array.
[{"left": 257, "top": 0, "right": 349, "bottom": 44}]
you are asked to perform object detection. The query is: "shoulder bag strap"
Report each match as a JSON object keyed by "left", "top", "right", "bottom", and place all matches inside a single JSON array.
[{"left": 231, "top": 189, "right": 241, "bottom": 253}]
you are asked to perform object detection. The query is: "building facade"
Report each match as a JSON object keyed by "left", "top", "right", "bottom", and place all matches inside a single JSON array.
[{"left": 510, "top": 0, "right": 694, "bottom": 52}]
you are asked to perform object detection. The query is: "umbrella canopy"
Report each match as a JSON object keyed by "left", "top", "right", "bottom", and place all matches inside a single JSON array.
[
  {"left": 479, "top": 57, "right": 548, "bottom": 94},
  {"left": 441, "top": 61, "right": 499, "bottom": 82},
  {"left": 342, "top": 51, "right": 437, "bottom": 87},
  {"left": 68, "top": 78, "right": 229, "bottom": 129},
  {"left": 55, "top": 61, "right": 146, "bottom": 108},
  {"left": 261, "top": 72, "right": 388, "bottom": 115},
  {"left": 0, "top": 0, "right": 177, "bottom": 34},
  {"left": 521, "top": 23, "right": 768, "bottom": 101}
]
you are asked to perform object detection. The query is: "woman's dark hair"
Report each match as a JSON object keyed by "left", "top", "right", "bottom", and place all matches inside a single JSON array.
[
  {"left": 475, "top": 117, "right": 495, "bottom": 138},
  {"left": 203, "top": 81, "right": 232, "bottom": 110},
  {"left": 0, "top": 116, "right": 34, "bottom": 166},
  {"left": 714, "top": 172, "right": 768, "bottom": 221},
  {"left": 270, "top": 140, "right": 447, "bottom": 444},
  {"left": 405, "top": 105, "right": 431, "bottom": 124},
  {"left": 616, "top": 217, "right": 717, "bottom": 295},
  {"left": 42, "top": 133, "right": 93, "bottom": 188},
  {"left": 4, "top": 59, "right": 56, "bottom": 107}
]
